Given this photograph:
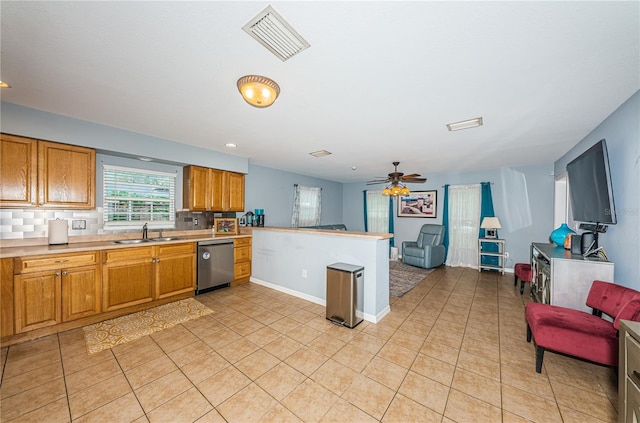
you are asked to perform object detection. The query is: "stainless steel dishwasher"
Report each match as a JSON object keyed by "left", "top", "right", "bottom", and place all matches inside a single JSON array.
[{"left": 196, "top": 239, "right": 234, "bottom": 294}]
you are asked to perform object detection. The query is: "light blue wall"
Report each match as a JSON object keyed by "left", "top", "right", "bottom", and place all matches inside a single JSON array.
[
  {"left": 244, "top": 164, "right": 343, "bottom": 228},
  {"left": 1, "top": 102, "right": 248, "bottom": 173},
  {"left": 343, "top": 164, "right": 555, "bottom": 268},
  {"left": 554, "top": 90, "right": 639, "bottom": 289}
]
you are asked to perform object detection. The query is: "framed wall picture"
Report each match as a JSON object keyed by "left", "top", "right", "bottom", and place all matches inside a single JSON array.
[
  {"left": 213, "top": 218, "right": 239, "bottom": 235},
  {"left": 398, "top": 191, "right": 437, "bottom": 218}
]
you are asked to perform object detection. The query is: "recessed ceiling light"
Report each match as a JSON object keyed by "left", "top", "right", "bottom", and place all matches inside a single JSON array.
[
  {"left": 446, "top": 117, "right": 483, "bottom": 131},
  {"left": 225, "top": 143, "right": 237, "bottom": 148},
  {"left": 0, "top": 81, "right": 11, "bottom": 88},
  {"left": 309, "top": 150, "right": 332, "bottom": 158},
  {"left": 138, "top": 157, "right": 153, "bottom": 162}
]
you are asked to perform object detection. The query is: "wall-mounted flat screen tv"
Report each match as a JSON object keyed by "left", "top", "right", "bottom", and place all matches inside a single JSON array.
[{"left": 566, "top": 139, "right": 617, "bottom": 225}]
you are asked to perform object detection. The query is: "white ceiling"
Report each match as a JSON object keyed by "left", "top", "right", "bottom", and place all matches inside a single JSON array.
[{"left": 1, "top": 1, "right": 638, "bottom": 183}]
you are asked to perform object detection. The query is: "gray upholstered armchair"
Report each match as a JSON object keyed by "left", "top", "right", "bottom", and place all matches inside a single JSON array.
[{"left": 402, "top": 224, "right": 446, "bottom": 269}]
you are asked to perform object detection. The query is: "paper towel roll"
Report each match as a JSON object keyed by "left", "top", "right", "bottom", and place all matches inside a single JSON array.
[{"left": 48, "top": 219, "right": 69, "bottom": 245}]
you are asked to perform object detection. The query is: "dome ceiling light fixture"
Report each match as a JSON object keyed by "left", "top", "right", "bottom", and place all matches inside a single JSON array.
[{"left": 237, "top": 75, "right": 280, "bottom": 108}]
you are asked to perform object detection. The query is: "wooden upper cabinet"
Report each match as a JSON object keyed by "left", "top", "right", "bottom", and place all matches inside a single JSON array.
[
  {"left": 183, "top": 165, "right": 210, "bottom": 211},
  {"left": 0, "top": 134, "right": 96, "bottom": 209},
  {"left": 225, "top": 171, "right": 245, "bottom": 212},
  {"left": 0, "top": 134, "right": 38, "bottom": 208},
  {"left": 183, "top": 166, "right": 245, "bottom": 212},
  {"left": 38, "top": 141, "right": 96, "bottom": 209},
  {"left": 210, "top": 169, "right": 224, "bottom": 211}
]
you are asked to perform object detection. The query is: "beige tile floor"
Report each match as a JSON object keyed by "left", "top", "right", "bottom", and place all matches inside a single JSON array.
[{"left": 0, "top": 266, "right": 618, "bottom": 422}]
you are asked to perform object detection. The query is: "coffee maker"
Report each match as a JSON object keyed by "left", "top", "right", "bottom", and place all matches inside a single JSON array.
[{"left": 243, "top": 211, "right": 254, "bottom": 226}]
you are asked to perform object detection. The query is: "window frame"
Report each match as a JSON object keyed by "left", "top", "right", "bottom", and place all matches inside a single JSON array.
[{"left": 102, "top": 164, "right": 177, "bottom": 230}]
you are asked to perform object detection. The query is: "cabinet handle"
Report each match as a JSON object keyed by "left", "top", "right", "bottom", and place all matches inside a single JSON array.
[
  {"left": 55, "top": 272, "right": 60, "bottom": 276},
  {"left": 55, "top": 259, "right": 68, "bottom": 263},
  {"left": 62, "top": 271, "right": 67, "bottom": 276}
]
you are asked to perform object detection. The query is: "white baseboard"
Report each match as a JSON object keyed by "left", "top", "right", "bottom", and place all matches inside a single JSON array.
[{"left": 249, "top": 276, "right": 388, "bottom": 324}]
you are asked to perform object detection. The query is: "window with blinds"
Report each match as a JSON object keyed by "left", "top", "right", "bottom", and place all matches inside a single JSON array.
[{"left": 103, "top": 164, "right": 176, "bottom": 228}]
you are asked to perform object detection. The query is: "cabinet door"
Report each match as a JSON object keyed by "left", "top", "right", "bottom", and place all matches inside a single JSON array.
[
  {"left": 0, "top": 134, "right": 37, "bottom": 208},
  {"left": 14, "top": 271, "right": 61, "bottom": 333},
  {"left": 184, "top": 165, "right": 210, "bottom": 211},
  {"left": 61, "top": 265, "right": 101, "bottom": 322},
  {"left": 102, "top": 260, "right": 154, "bottom": 312},
  {"left": 1, "top": 258, "right": 14, "bottom": 337},
  {"left": 225, "top": 172, "right": 245, "bottom": 212},
  {"left": 210, "top": 169, "right": 224, "bottom": 211},
  {"left": 38, "top": 141, "right": 96, "bottom": 209},
  {"left": 156, "top": 252, "right": 196, "bottom": 299}
]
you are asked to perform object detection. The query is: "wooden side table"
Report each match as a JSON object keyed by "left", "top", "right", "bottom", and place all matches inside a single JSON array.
[{"left": 478, "top": 238, "right": 506, "bottom": 275}]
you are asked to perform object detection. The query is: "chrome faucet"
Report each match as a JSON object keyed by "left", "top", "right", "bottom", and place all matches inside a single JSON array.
[{"left": 142, "top": 223, "right": 148, "bottom": 240}]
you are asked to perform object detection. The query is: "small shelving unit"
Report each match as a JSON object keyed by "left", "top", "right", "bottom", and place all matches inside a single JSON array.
[{"left": 478, "top": 238, "right": 506, "bottom": 275}]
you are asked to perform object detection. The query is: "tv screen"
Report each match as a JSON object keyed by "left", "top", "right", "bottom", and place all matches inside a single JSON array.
[{"left": 566, "top": 139, "right": 617, "bottom": 225}]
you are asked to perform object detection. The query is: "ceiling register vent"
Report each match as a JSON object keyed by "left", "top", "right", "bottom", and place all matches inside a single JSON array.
[{"left": 242, "top": 5, "right": 310, "bottom": 61}]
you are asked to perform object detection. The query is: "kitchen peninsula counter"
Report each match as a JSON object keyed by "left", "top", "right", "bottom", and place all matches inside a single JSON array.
[{"left": 249, "top": 226, "right": 392, "bottom": 323}]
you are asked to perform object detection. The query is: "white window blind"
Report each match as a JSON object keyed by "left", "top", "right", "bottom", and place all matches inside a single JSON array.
[{"left": 103, "top": 164, "right": 176, "bottom": 229}]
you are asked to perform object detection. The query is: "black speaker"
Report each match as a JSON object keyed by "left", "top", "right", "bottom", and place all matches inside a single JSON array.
[
  {"left": 581, "top": 232, "right": 597, "bottom": 254},
  {"left": 570, "top": 234, "right": 582, "bottom": 254}
]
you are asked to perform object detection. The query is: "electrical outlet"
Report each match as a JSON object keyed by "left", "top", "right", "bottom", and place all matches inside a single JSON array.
[
  {"left": 302, "top": 269, "right": 307, "bottom": 278},
  {"left": 194, "top": 218, "right": 199, "bottom": 225},
  {"left": 71, "top": 219, "right": 86, "bottom": 230}
]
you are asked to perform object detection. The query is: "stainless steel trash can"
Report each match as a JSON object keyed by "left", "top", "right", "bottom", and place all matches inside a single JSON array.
[{"left": 326, "top": 263, "right": 364, "bottom": 328}]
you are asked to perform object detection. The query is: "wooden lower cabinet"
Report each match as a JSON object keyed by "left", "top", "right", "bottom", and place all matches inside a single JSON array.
[
  {"left": 14, "top": 270, "right": 62, "bottom": 333},
  {"left": 102, "top": 247, "right": 155, "bottom": 312},
  {"left": 155, "top": 243, "right": 196, "bottom": 299},
  {"left": 61, "top": 266, "right": 101, "bottom": 322},
  {"left": 102, "top": 243, "right": 196, "bottom": 311},
  {"left": 13, "top": 251, "right": 101, "bottom": 333},
  {"left": 232, "top": 237, "right": 252, "bottom": 285}
]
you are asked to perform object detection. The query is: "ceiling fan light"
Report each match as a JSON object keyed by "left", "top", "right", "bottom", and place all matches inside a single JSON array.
[
  {"left": 237, "top": 75, "right": 280, "bottom": 108},
  {"left": 391, "top": 185, "right": 402, "bottom": 196},
  {"left": 382, "top": 187, "right": 392, "bottom": 196},
  {"left": 400, "top": 186, "right": 410, "bottom": 196}
]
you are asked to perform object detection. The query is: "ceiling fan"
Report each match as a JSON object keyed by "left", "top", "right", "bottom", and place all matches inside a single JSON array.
[{"left": 367, "top": 162, "right": 427, "bottom": 196}]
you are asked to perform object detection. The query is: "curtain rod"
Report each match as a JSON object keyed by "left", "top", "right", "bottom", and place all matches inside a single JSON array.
[
  {"left": 293, "top": 184, "right": 322, "bottom": 190},
  {"left": 442, "top": 182, "right": 493, "bottom": 187}
]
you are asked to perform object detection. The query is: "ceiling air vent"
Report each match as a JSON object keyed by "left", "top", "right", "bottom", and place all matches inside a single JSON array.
[{"left": 242, "top": 5, "right": 310, "bottom": 62}]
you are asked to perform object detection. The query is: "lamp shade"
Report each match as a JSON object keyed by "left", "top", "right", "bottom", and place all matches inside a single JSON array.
[
  {"left": 480, "top": 217, "right": 502, "bottom": 229},
  {"left": 237, "top": 75, "right": 280, "bottom": 108}
]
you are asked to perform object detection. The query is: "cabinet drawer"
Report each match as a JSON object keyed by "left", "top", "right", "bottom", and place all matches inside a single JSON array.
[
  {"left": 234, "top": 246, "right": 251, "bottom": 262},
  {"left": 627, "top": 333, "right": 640, "bottom": 381},
  {"left": 234, "top": 262, "right": 251, "bottom": 278},
  {"left": 103, "top": 246, "right": 154, "bottom": 264},
  {"left": 234, "top": 237, "right": 251, "bottom": 247},
  {"left": 628, "top": 378, "right": 640, "bottom": 423},
  {"left": 156, "top": 242, "right": 195, "bottom": 257},
  {"left": 16, "top": 251, "right": 99, "bottom": 274}
]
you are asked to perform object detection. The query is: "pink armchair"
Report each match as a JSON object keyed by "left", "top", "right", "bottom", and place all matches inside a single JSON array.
[{"left": 526, "top": 280, "right": 640, "bottom": 373}]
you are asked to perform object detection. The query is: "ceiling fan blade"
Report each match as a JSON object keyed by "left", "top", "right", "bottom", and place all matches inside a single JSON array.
[
  {"left": 403, "top": 178, "right": 427, "bottom": 183},
  {"left": 366, "top": 180, "right": 389, "bottom": 185},
  {"left": 402, "top": 173, "right": 421, "bottom": 178}
]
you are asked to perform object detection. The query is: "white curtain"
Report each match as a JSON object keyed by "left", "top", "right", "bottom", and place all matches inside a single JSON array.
[
  {"left": 291, "top": 185, "right": 321, "bottom": 227},
  {"left": 445, "top": 184, "right": 481, "bottom": 268},
  {"left": 366, "top": 191, "right": 389, "bottom": 233}
]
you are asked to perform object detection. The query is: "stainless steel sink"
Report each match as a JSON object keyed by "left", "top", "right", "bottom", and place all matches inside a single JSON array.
[
  {"left": 113, "top": 237, "right": 184, "bottom": 244},
  {"left": 148, "top": 237, "right": 184, "bottom": 242},
  {"left": 113, "top": 239, "right": 149, "bottom": 244}
]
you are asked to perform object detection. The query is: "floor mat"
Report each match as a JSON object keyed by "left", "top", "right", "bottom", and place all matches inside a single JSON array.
[
  {"left": 83, "top": 297, "right": 213, "bottom": 354},
  {"left": 389, "top": 260, "right": 434, "bottom": 297}
]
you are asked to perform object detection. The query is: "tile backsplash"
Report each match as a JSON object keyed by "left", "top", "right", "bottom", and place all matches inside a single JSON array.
[{"left": 0, "top": 209, "right": 236, "bottom": 240}]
